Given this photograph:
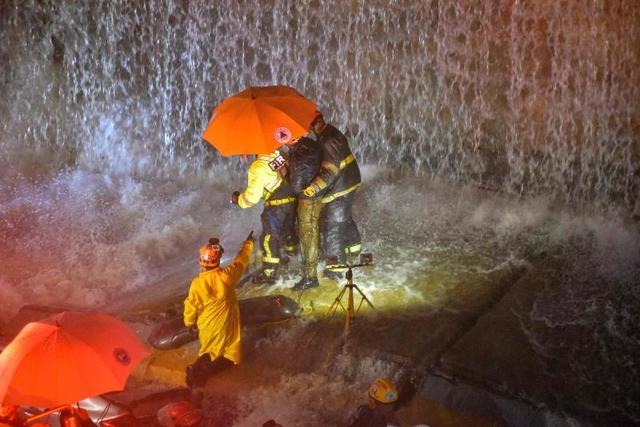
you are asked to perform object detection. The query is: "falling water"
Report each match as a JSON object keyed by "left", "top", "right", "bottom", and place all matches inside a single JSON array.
[
  {"left": 1, "top": 0, "right": 638, "bottom": 207},
  {"left": 1, "top": 1, "right": 639, "bottom": 425}
]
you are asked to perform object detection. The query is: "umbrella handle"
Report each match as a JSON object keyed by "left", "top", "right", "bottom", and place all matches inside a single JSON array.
[{"left": 25, "top": 404, "right": 73, "bottom": 425}]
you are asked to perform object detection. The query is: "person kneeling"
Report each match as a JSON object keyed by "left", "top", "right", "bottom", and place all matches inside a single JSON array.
[{"left": 183, "top": 232, "right": 254, "bottom": 389}]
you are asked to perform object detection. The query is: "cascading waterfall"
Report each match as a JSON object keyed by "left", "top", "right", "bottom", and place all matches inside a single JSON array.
[
  {"left": 1, "top": 0, "right": 638, "bottom": 208},
  {"left": 1, "top": 1, "right": 640, "bottom": 425}
]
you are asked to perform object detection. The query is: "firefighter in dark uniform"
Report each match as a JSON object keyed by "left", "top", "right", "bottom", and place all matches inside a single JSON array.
[
  {"left": 231, "top": 150, "right": 297, "bottom": 284},
  {"left": 287, "top": 136, "right": 323, "bottom": 290},
  {"left": 302, "top": 113, "right": 362, "bottom": 279}
]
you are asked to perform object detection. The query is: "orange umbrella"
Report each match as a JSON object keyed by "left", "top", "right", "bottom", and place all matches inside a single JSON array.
[
  {"left": 202, "top": 85, "right": 318, "bottom": 156},
  {"left": 0, "top": 311, "right": 150, "bottom": 408}
]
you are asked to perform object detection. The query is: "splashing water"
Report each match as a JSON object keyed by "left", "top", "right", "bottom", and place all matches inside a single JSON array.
[{"left": 1, "top": 1, "right": 639, "bottom": 424}]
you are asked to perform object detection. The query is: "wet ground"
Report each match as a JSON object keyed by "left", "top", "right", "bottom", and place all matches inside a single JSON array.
[
  {"left": 3, "top": 173, "right": 639, "bottom": 426},
  {"left": 116, "top": 174, "right": 640, "bottom": 426}
]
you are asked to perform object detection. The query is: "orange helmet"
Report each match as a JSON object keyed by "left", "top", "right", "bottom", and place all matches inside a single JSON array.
[
  {"left": 199, "top": 238, "right": 224, "bottom": 268},
  {"left": 368, "top": 378, "right": 398, "bottom": 404}
]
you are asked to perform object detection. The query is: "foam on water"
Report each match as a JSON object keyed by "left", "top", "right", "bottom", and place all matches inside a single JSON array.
[
  {"left": 0, "top": 162, "right": 259, "bottom": 322},
  {"left": 1, "top": 1, "right": 639, "bottom": 422}
]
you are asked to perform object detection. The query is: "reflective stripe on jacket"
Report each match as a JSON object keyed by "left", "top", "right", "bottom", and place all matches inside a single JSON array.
[
  {"left": 309, "top": 124, "right": 362, "bottom": 202},
  {"left": 238, "top": 154, "right": 295, "bottom": 208}
]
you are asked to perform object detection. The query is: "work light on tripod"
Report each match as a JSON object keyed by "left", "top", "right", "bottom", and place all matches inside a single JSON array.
[{"left": 325, "top": 252, "right": 375, "bottom": 334}]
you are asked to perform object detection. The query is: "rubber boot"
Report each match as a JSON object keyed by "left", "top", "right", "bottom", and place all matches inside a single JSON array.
[
  {"left": 252, "top": 269, "right": 277, "bottom": 285},
  {"left": 252, "top": 263, "right": 278, "bottom": 285},
  {"left": 292, "top": 276, "right": 319, "bottom": 291}
]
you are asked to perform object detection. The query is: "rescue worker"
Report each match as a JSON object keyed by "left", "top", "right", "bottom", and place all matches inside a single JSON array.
[
  {"left": 231, "top": 151, "right": 297, "bottom": 285},
  {"left": 301, "top": 112, "right": 362, "bottom": 279},
  {"left": 349, "top": 378, "right": 401, "bottom": 427},
  {"left": 183, "top": 232, "right": 254, "bottom": 389},
  {"left": 287, "top": 136, "right": 323, "bottom": 291}
]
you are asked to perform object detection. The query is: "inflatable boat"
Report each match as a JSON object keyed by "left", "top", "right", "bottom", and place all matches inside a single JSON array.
[{"left": 147, "top": 294, "right": 300, "bottom": 350}]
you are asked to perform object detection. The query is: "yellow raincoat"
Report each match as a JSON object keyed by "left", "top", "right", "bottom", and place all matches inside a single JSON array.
[
  {"left": 183, "top": 240, "right": 253, "bottom": 364},
  {"left": 237, "top": 153, "right": 287, "bottom": 209}
]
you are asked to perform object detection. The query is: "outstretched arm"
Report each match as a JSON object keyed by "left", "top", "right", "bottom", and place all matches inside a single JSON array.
[{"left": 223, "top": 236, "right": 254, "bottom": 285}]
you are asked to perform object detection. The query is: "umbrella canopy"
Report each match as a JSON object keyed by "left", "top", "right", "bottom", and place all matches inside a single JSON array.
[
  {"left": 202, "top": 85, "right": 318, "bottom": 156},
  {"left": 0, "top": 311, "right": 150, "bottom": 408}
]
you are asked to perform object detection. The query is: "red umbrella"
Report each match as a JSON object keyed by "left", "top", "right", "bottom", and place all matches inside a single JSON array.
[
  {"left": 202, "top": 85, "right": 318, "bottom": 156},
  {"left": 0, "top": 311, "right": 150, "bottom": 408}
]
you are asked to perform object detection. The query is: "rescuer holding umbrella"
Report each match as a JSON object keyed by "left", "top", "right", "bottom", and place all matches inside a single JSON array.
[
  {"left": 183, "top": 232, "right": 254, "bottom": 389},
  {"left": 231, "top": 150, "right": 298, "bottom": 285},
  {"left": 302, "top": 112, "right": 362, "bottom": 279},
  {"left": 201, "top": 86, "right": 318, "bottom": 285}
]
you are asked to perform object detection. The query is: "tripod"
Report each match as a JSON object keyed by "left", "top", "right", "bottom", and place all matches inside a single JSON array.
[{"left": 326, "top": 261, "right": 375, "bottom": 334}]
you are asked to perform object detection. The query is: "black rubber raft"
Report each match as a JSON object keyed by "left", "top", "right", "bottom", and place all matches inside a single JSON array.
[{"left": 147, "top": 295, "right": 300, "bottom": 350}]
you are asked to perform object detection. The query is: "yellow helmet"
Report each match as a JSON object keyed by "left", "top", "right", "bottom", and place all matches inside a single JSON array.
[{"left": 368, "top": 378, "right": 398, "bottom": 403}]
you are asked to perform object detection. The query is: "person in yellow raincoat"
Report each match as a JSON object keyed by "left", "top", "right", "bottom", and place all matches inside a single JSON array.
[{"left": 183, "top": 231, "right": 254, "bottom": 389}]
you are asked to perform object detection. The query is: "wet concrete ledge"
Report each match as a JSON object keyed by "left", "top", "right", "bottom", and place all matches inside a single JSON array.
[
  {"left": 4, "top": 245, "right": 637, "bottom": 426},
  {"left": 435, "top": 249, "right": 639, "bottom": 426}
]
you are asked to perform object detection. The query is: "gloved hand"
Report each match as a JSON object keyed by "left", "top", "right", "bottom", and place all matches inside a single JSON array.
[
  {"left": 230, "top": 191, "right": 240, "bottom": 205},
  {"left": 246, "top": 230, "right": 255, "bottom": 242},
  {"left": 303, "top": 183, "right": 320, "bottom": 198}
]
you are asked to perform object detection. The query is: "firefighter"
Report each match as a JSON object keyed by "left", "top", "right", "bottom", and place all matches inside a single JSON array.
[
  {"left": 231, "top": 150, "right": 298, "bottom": 285},
  {"left": 183, "top": 232, "right": 254, "bottom": 389},
  {"left": 349, "top": 378, "right": 401, "bottom": 427},
  {"left": 287, "top": 136, "right": 323, "bottom": 291},
  {"left": 302, "top": 112, "right": 362, "bottom": 279}
]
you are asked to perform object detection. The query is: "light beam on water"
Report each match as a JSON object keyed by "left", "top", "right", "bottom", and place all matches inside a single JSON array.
[{"left": 1, "top": 1, "right": 639, "bottom": 424}]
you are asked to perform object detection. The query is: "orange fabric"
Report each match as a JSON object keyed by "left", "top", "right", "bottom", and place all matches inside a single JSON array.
[
  {"left": 0, "top": 311, "right": 150, "bottom": 407},
  {"left": 202, "top": 85, "right": 317, "bottom": 156}
]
